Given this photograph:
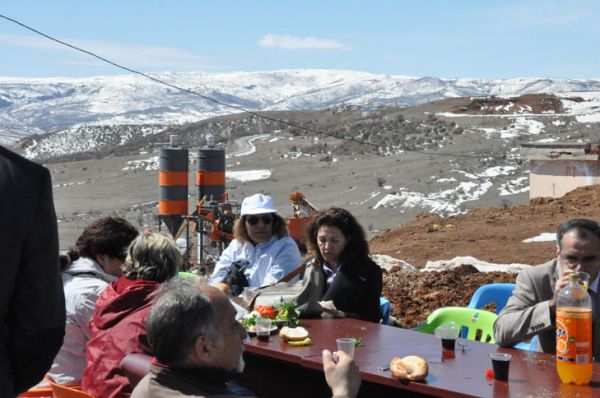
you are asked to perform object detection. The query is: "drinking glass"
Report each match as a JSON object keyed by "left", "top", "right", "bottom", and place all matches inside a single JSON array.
[
  {"left": 255, "top": 318, "right": 272, "bottom": 342},
  {"left": 489, "top": 353, "right": 512, "bottom": 381},
  {"left": 336, "top": 338, "right": 356, "bottom": 359},
  {"left": 574, "top": 271, "right": 590, "bottom": 291},
  {"left": 434, "top": 322, "right": 459, "bottom": 352}
]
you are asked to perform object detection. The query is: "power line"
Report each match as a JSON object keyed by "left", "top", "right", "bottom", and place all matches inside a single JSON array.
[{"left": 0, "top": 13, "right": 496, "bottom": 160}]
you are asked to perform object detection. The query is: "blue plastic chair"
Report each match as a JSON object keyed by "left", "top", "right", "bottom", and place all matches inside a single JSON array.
[
  {"left": 467, "top": 283, "right": 537, "bottom": 351},
  {"left": 380, "top": 297, "right": 391, "bottom": 324},
  {"left": 467, "top": 283, "right": 515, "bottom": 314}
]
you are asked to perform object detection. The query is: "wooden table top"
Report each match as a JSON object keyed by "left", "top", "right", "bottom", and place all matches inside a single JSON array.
[{"left": 244, "top": 318, "right": 600, "bottom": 398}]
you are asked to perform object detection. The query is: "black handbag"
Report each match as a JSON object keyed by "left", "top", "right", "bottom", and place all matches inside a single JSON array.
[{"left": 222, "top": 260, "right": 250, "bottom": 296}]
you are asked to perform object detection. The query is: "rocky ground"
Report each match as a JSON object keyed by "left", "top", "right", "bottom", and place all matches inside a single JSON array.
[{"left": 374, "top": 184, "right": 600, "bottom": 327}]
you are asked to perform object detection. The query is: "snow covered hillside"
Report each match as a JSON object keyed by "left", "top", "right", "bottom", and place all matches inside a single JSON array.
[{"left": 3, "top": 69, "right": 600, "bottom": 141}]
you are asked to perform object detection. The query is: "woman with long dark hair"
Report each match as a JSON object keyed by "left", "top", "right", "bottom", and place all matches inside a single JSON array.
[{"left": 304, "top": 207, "right": 382, "bottom": 322}]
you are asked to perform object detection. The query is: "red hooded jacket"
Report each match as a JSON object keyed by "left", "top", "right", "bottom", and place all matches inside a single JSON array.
[{"left": 81, "top": 277, "right": 160, "bottom": 398}]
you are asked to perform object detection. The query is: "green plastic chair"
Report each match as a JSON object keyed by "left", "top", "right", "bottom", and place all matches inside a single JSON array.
[
  {"left": 413, "top": 306, "right": 498, "bottom": 344},
  {"left": 178, "top": 271, "right": 200, "bottom": 279}
]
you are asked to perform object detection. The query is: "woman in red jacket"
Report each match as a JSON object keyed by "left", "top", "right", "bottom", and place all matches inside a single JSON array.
[{"left": 81, "top": 232, "right": 182, "bottom": 398}]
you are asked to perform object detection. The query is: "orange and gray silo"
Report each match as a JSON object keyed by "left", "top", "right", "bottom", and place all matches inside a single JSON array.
[
  {"left": 159, "top": 135, "right": 188, "bottom": 236},
  {"left": 196, "top": 134, "right": 226, "bottom": 204}
]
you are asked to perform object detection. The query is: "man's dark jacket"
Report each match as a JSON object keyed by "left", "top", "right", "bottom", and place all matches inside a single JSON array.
[{"left": 0, "top": 146, "right": 65, "bottom": 396}]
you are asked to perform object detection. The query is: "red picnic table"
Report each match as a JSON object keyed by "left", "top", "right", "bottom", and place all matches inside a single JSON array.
[{"left": 237, "top": 318, "right": 600, "bottom": 398}]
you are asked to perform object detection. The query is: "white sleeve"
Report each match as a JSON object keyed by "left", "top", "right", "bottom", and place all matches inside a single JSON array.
[{"left": 209, "top": 240, "right": 239, "bottom": 284}]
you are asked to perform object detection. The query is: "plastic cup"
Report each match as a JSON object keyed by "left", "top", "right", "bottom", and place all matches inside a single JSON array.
[
  {"left": 489, "top": 353, "right": 512, "bottom": 381},
  {"left": 255, "top": 318, "right": 272, "bottom": 342},
  {"left": 574, "top": 271, "right": 590, "bottom": 291},
  {"left": 434, "top": 322, "right": 459, "bottom": 352},
  {"left": 336, "top": 338, "right": 356, "bottom": 359}
]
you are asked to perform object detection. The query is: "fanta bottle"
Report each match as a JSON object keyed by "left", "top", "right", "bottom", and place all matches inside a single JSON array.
[{"left": 556, "top": 272, "right": 593, "bottom": 385}]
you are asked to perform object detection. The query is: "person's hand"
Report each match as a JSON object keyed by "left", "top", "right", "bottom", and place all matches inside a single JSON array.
[
  {"left": 211, "top": 282, "right": 231, "bottom": 295},
  {"left": 319, "top": 301, "right": 346, "bottom": 318},
  {"left": 322, "top": 349, "right": 360, "bottom": 398},
  {"left": 549, "top": 269, "right": 574, "bottom": 309}
]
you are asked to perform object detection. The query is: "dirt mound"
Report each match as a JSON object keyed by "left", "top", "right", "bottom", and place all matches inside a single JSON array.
[
  {"left": 371, "top": 184, "right": 600, "bottom": 268},
  {"left": 384, "top": 265, "right": 517, "bottom": 328},
  {"left": 373, "top": 184, "right": 600, "bottom": 326}
]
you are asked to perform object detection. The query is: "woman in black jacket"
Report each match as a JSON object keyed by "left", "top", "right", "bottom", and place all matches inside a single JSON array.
[{"left": 304, "top": 207, "right": 383, "bottom": 323}]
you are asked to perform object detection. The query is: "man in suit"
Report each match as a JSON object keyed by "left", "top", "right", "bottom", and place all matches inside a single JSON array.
[
  {"left": 0, "top": 146, "right": 66, "bottom": 396},
  {"left": 494, "top": 218, "right": 600, "bottom": 359}
]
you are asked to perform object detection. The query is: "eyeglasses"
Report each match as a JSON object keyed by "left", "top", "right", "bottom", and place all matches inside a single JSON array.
[
  {"left": 560, "top": 254, "right": 600, "bottom": 267},
  {"left": 245, "top": 214, "right": 273, "bottom": 226}
]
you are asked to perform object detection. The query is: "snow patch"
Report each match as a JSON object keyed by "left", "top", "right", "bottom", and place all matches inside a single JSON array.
[
  {"left": 522, "top": 232, "right": 556, "bottom": 243},
  {"left": 227, "top": 170, "right": 271, "bottom": 182},
  {"left": 423, "top": 256, "right": 531, "bottom": 273}
]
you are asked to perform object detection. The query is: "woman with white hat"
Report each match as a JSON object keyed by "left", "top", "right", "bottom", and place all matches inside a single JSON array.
[{"left": 209, "top": 193, "right": 302, "bottom": 290}]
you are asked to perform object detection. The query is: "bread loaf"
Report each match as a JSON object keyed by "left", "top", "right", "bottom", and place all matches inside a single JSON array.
[
  {"left": 279, "top": 326, "right": 309, "bottom": 342},
  {"left": 390, "top": 355, "right": 428, "bottom": 381}
]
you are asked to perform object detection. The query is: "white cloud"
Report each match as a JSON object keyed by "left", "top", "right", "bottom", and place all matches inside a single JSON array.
[
  {"left": 0, "top": 33, "right": 213, "bottom": 70},
  {"left": 259, "top": 34, "right": 349, "bottom": 50}
]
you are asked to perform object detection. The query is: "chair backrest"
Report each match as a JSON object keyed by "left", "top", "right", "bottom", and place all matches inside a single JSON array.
[
  {"left": 178, "top": 271, "right": 200, "bottom": 279},
  {"left": 120, "top": 353, "right": 153, "bottom": 388},
  {"left": 380, "top": 297, "right": 391, "bottom": 324},
  {"left": 44, "top": 377, "right": 94, "bottom": 398},
  {"left": 18, "top": 385, "right": 53, "bottom": 397},
  {"left": 467, "top": 283, "right": 516, "bottom": 315},
  {"left": 413, "top": 307, "right": 498, "bottom": 344}
]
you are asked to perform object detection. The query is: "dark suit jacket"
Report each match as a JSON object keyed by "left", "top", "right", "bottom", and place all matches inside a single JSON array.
[
  {"left": 0, "top": 146, "right": 66, "bottom": 395},
  {"left": 308, "top": 258, "right": 382, "bottom": 323},
  {"left": 494, "top": 259, "right": 600, "bottom": 361}
]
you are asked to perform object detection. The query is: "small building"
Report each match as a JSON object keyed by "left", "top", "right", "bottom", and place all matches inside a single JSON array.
[{"left": 521, "top": 142, "right": 600, "bottom": 198}]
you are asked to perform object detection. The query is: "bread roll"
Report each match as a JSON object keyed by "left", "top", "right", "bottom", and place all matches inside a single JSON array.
[
  {"left": 390, "top": 355, "right": 428, "bottom": 381},
  {"left": 279, "top": 326, "right": 309, "bottom": 342}
]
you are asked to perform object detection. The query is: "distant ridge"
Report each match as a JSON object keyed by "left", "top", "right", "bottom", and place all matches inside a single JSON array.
[{"left": 2, "top": 69, "right": 600, "bottom": 140}]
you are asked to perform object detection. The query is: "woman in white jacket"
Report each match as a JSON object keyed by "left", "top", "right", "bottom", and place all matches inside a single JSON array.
[
  {"left": 48, "top": 216, "right": 138, "bottom": 386},
  {"left": 209, "top": 194, "right": 301, "bottom": 290}
]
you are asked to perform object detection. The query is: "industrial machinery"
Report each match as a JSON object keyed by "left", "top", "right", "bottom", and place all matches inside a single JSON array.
[
  {"left": 158, "top": 135, "right": 188, "bottom": 237},
  {"left": 287, "top": 191, "right": 319, "bottom": 253},
  {"left": 157, "top": 135, "right": 320, "bottom": 270}
]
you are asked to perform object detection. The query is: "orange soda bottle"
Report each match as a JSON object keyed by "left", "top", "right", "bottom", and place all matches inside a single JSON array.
[{"left": 556, "top": 272, "right": 593, "bottom": 385}]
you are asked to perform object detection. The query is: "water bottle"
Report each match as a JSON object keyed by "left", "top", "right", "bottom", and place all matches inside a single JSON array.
[{"left": 556, "top": 272, "right": 593, "bottom": 385}]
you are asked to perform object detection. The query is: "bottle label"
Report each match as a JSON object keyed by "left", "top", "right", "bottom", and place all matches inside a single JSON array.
[{"left": 556, "top": 308, "right": 592, "bottom": 364}]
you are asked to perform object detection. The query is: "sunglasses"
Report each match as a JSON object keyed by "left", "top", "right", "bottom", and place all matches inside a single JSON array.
[{"left": 245, "top": 214, "right": 273, "bottom": 226}]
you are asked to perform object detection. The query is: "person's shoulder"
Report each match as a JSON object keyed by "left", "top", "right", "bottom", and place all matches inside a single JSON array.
[
  {"left": 0, "top": 145, "right": 47, "bottom": 176},
  {"left": 279, "top": 236, "right": 299, "bottom": 245},
  {"left": 526, "top": 259, "right": 557, "bottom": 276},
  {"left": 516, "top": 259, "right": 557, "bottom": 286}
]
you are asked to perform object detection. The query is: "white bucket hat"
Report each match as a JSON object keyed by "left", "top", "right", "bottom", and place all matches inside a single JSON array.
[{"left": 240, "top": 193, "right": 278, "bottom": 216}]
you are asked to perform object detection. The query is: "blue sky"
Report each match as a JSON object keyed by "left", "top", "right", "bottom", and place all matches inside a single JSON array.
[{"left": 1, "top": 0, "right": 599, "bottom": 79}]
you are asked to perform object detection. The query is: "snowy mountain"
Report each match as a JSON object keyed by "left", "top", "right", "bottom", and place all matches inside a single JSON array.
[{"left": 2, "top": 69, "right": 600, "bottom": 142}]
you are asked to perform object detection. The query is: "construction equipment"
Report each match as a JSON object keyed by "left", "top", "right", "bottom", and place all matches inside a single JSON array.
[{"left": 287, "top": 192, "right": 319, "bottom": 253}]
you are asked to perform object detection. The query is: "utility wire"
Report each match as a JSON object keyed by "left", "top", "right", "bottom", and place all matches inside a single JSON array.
[{"left": 0, "top": 13, "right": 497, "bottom": 160}]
